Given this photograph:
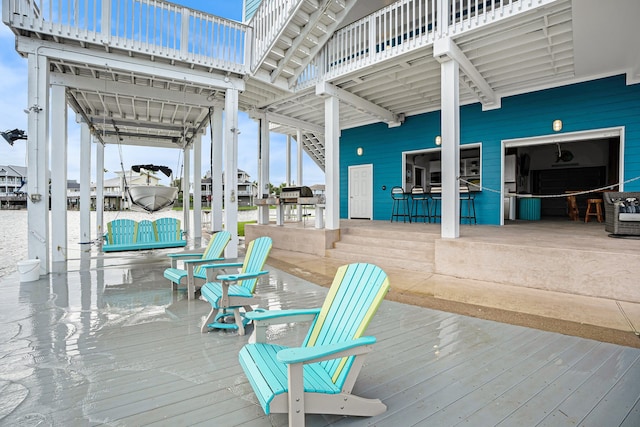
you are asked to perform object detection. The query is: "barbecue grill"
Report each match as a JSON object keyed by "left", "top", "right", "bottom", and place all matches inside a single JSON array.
[{"left": 280, "top": 186, "right": 314, "bottom": 204}]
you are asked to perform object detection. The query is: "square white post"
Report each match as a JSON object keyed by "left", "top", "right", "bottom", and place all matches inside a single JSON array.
[
  {"left": 258, "top": 115, "right": 270, "bottom": 225},
  {"left": 440, "top": 58, "right": 461, "bottom": 238},
  {"left": 96, "top": 141, "right": 105, "bottom": 241},
  {"left": 183, "top": 145, "right": 191, "bottom": 238},
  {"left": 324, "top": 95, "right": 340, "bottom": 230},
  {"left": 193, "top": 134, "right": 202, "bottom": 242},
  {"left": 26, "top": 52, "right": 50, "bottom": 274},
  {"left": 50, "top": 84, "right": 68, "bottom": 270},
  {"left": 296, "top": 129, "right": 303, "bottom": 221},
  {"left": 224, "top": 88, "right": 239, "bottom": 257},
  {"left": 80, "top": 122, "right": 91, "bottom": 245},
  {"left": 212, "top": 107, "right": 223, "bottom": 231}
]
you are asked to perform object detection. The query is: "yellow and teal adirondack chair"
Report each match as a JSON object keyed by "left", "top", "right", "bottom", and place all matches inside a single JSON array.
[
  {"left": 238, "top": 263, "right": 390, "bottom": 426},
  {"left": 200, "top": 236, "right": 272, "bottom": 336},
  {"left": 163, "top": 230, "right": 231, "bottom": 300}
]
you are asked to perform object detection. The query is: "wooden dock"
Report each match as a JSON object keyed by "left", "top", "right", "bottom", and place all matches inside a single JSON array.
[{"left": 0, "top": 250, "right": 638, "bottom": 426}]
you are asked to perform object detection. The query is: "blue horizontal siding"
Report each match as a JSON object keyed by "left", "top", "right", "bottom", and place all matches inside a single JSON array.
[{"left": 340, "top": 75, "right": 640, "bottom": 224}]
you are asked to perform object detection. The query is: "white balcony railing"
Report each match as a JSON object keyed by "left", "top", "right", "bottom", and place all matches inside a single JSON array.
[
  {"left": 3, "top": 0, "right": 542, "bottom": 90},
  {"left": 3, "top": 0, "right": 249, "bottom": 73},
  {"left": 294, "top": 0, "right": 538, "bottom": 89}
]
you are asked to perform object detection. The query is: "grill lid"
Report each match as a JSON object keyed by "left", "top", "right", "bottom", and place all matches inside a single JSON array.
[{"left": 281, "top": 186, "right": 313, "bottom": 198}]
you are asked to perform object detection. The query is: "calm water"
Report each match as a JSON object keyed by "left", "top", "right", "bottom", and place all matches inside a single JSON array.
[{"left": 0, "top": 209, "right": 257, "bottom": 279}]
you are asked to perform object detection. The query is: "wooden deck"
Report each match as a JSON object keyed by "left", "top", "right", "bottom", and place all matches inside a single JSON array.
[{"left": 1, "top": 250, "right": 639, "bottom": 426}]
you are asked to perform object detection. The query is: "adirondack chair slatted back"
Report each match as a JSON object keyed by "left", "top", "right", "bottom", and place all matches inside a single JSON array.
[
  {"left": 194, "top": 230, "right": 231, "bottom": 276},
  {"left": 155, "top": 218, "right": 181, "bottom": 242},
  {"left": 303, "top": 263, "right": 390, "bottom": 386},
  {"left": 137, "top": 220, "right": 156, "bottom": 244},
  {"left": 107, "top": 219, "right": 137, "bottom": 245},
  {"left": 239, "top": 236, "right": 272, "bottom": 292}
]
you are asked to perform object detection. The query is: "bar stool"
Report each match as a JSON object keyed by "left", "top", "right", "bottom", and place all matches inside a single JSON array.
[
  {"left": 566, "top": 195, "right": 579, "bottom": 221},
  {"left": 410, "top": 186, "right": 430, "bottom": 223},
  {"left": 390, "top": 186, "right": 411, "bottom": 223},
  {"left": 429, "top": 186, "right": 441, "bottom": 223},
  {"left": 460, "top": 185, "right": 477, "bottom": 224},
  {"left": 585, "top": 198, "right": 603, "bottom": 223}
]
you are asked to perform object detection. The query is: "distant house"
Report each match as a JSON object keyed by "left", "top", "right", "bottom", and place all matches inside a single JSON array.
[
  {"left": 67, "top": 179, "right": 80, "bottom": 209},
  {"left": 201, "top": 169, "right": 258, "bottom": 207},
  {"left": 0, "top": 165, "right": 27, "bottom": 209}
]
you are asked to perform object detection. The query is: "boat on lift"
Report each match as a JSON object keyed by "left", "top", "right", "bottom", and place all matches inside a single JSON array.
[{"left": 127, "top": 164, "right": 178, "bottom": 213}]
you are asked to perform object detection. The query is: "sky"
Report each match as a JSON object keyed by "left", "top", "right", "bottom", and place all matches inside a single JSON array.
[{"left": 0, "top": 1, "right": 325, "bottom": 187}]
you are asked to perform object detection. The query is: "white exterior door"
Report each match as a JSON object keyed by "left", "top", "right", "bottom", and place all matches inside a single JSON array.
[{"left": 348, "top": 164, "right": 373, "bottom": 219}]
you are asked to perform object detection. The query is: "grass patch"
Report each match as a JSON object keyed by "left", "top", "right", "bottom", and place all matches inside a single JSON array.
[{"left": 238, "top": 220, "right": 257, "bottom": 236}]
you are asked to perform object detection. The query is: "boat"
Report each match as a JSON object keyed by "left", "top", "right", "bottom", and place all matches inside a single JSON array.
[
  {"left": 128, "top": 185, "right": 178, "bottom": 213},
  {"left": 126, "top": 164, "right": 178, "bottom": 213}
]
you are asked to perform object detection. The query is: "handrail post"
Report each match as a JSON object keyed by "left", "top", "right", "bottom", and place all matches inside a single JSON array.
[
  {"left": 436, "top": 0, "right": 448, "bottom": 37},
  {"left": 101, "top": 0, "right": 111, "bottom": 42},
  {"left": 180, "top": 7, "right": 189, "bottom": 59}
]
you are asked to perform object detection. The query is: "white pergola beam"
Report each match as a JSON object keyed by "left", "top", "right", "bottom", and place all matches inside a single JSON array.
[
  {"left": 316, "top": 82, "right": 402, "bottom": 127},
  {"left": 51, "top": 73, "right": 220, "bottom": 107},
  {"left": 263, "top": 111, "right": 324, "bottom": 135},
  {"left": 434, "top": 37, "right": 500, "bottom": 110}
]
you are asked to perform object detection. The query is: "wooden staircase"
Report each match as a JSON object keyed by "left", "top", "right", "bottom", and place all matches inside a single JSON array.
[{"left": 325, "top": 224, "right": 438, "bottom": 273}]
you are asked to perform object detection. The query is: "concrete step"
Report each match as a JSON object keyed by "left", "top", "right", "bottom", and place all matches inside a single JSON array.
[
  {"left": 325, "top": 248, "right": 434, "bottom": 273},
  {"left": 340, "top": 225, "right": 440, "bottom": 242},
  {"left": 333, "top": 240, "right": 433, "bottom": 262},
  {"left": 338, "top": 233, "right": 435, "bottom": 252}
]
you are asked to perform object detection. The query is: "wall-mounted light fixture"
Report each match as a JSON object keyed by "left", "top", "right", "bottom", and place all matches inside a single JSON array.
[
  {"left": 552, "top": 119, "right": 563, "bottom": 132},
  {"left": 356, "top": 147, "right": 363, "bottom": 156},
  {"left": 435, "top": 135, "right": 442, "bottom": 146}
]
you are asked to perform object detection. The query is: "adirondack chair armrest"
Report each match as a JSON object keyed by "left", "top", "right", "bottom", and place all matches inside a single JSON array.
[
  {"left": 216, "top": 270, "right": 268, "bottom": 283},
  {"left": 201, "top": 262, "right": 243, "bottom": 270},
  {"left": 201, "top": 262, "right": 244, "bottom": 282},
  {"left": 167, "top": 252, "right": 205, "bottom": 268},
  {"left": 245, "top": 308, "right": 321, "bottom": 322},
  {"left": 247, "top": 308, "right": 322, "bottom": 343},
  {"left": 183, "top": 257, "right": 224, "bottom": 265},
  {"left": 277, "top": 336, "right": 376, "bottom": 365}
]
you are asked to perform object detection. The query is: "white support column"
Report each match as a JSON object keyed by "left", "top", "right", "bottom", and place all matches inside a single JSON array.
[
  {"left": 193, "top": 134, "right": 202, "bottom": 243},
  {"left": 286, "top": 134, "right": 292, "bottom": 185},
  {"left": 80, "top": 123, "right": 91, "bottom": 246},
  {"left": 183, "top": 145, "right": 191, "bottom": 239},
  {"left": 285, "top": 134, "right": 292, "bottom": 220},
  {"left": 96, "top": 142, "right": 105, "bottom": 241},
  {"left": 325, "top": 96, "right": 340, "bottom": 230},
  {"left": 26, "top": 52, "right": 50, "bottom": 275},
  {"left": 50, "top": 84, "right": 68, "bottom": 270},
  {"left": 224, "top": 88, "right": 239, "bottom": 257},
  {"left": 257, "top": 115, "right": 270, "bottom": 225},
  {"left": 296, "top": 128, "right": 303, "bottom": 221},
  {"left": 441, "top": 58, "right": 461, "bottom": 238},
  {"left": 212, "top": 107, "right": 223, "bottom": 232}
]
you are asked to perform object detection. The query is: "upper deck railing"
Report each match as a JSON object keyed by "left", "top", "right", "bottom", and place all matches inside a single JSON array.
[
  {"left": 3, "top": 0, "right": 548, "bottom": 89},
  {"left": 2, "top": 0, "right": 249, "bottom": 73},
  {"left": 295, "top": 0, "right": 540, "bottom": 89}
]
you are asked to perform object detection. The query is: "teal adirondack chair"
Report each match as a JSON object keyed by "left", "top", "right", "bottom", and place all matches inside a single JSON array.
[
  {"left": 200, "top": 236, "right": 272, "bottom": 336},
  {"left": 163, "top": 230, "right": 231, "bottom": 300},
  {"left": 238, "top": 263, "right": 390, "bottom": 426}
]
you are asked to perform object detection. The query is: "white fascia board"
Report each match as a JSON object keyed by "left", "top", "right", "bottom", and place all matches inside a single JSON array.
[
  {"left": 99, "top": 134, "right": 179, "bottom": 149},
  {"left": 17, "top": 37, "right": 245, "bottom": 91},
  {"left": 315, "top": 81, "right": 402, "bottom": 127}
]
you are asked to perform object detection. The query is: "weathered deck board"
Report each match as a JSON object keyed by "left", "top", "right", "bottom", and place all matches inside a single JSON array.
[{"left": 1, "top": 254, "right": 639, "bottom": 426}]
